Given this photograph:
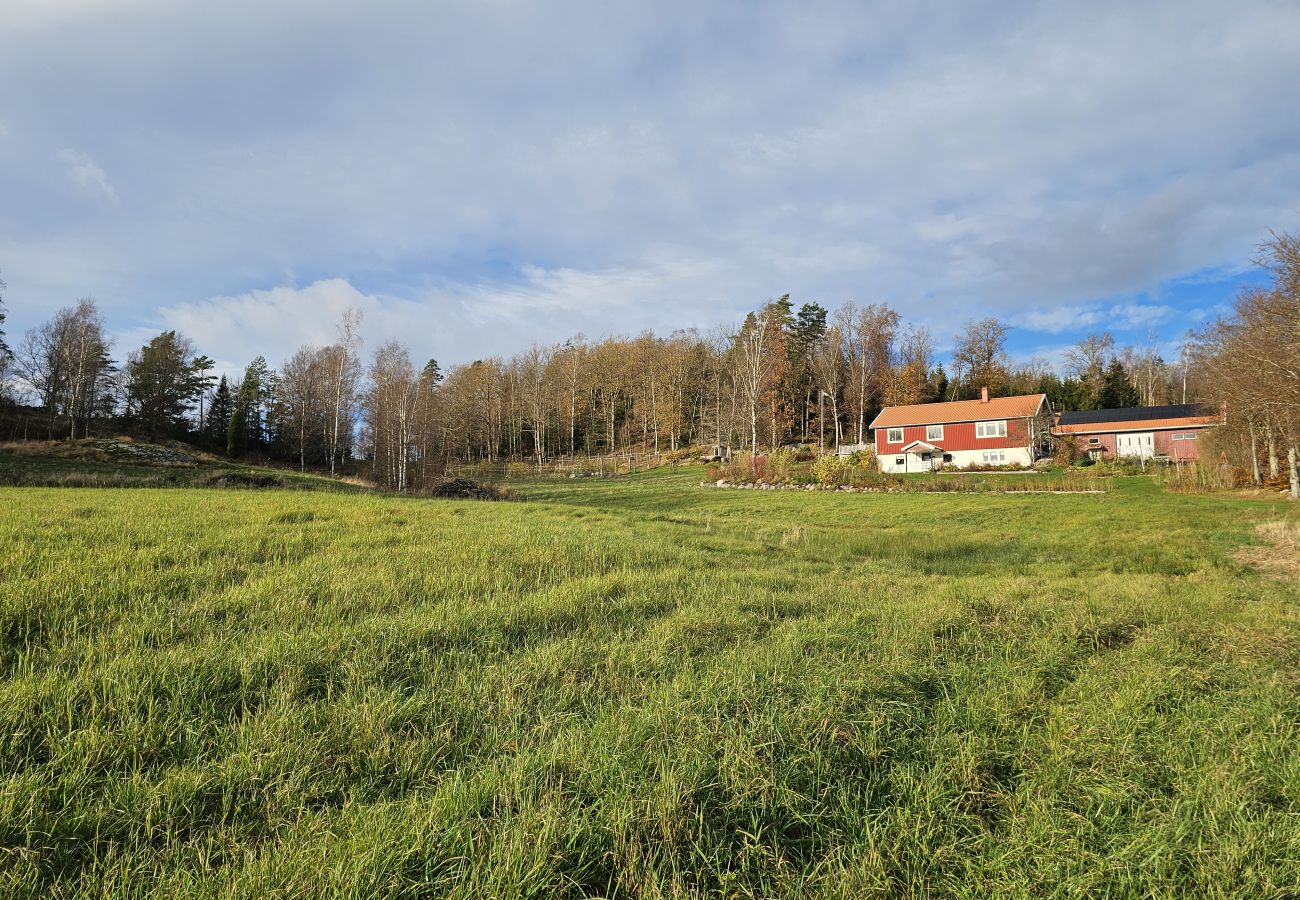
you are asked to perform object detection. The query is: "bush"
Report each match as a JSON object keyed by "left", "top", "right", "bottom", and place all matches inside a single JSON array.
[
  {"left": 418, "top": 477, "right": 510, "bottom": 500},
  {"left": 811, "top": 454, "right": 846, "bottom": 486},
  {"left": 809, "top": 451, "right": 887, "bottom": 487},
  {"left": 766, "top": 448, "right": 796, "bottom": 483},
  {"left": 708, "top": 452, "right": 759, "bottom": 483},
  {"left": 1052, "top": 435, "right": 1080, "bottom": 466}
]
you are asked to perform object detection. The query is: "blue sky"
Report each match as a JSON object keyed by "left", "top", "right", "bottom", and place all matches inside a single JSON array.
[{"left": 1, "top": 0, "right": 1298, "bottom": 376}]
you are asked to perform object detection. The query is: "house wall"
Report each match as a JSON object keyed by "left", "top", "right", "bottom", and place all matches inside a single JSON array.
[
  {"left": 874, "top": 418, "right": 1034, "bottom": 456},
  {"left": 877, "top": 446, "right": 1034, "bottom": 474}
]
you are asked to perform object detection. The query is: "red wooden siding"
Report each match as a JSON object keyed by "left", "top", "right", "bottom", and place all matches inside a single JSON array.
[
  {"left": 874, "top": 418, "right": 1032, "bottom": 454},
  {"left": 1074, "top": 427, "right": 1205, "bottom": 460}
]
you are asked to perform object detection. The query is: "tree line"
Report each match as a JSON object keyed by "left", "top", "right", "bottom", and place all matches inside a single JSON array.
[
  {"left": 1, "top": 232, "right": 1293, "bottom": 493},
  {"left": 1192, "top": 232, "right": 1300, "bottom": 497}
]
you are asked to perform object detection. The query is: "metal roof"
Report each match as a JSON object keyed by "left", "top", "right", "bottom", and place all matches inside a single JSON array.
[{"left": 1057, "top": 403, "right": 1217, "bottom": 426}]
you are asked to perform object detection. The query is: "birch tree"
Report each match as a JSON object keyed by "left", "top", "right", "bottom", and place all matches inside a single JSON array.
[{"left": 325, "top": 308, "right": 363, "bottom": 476}]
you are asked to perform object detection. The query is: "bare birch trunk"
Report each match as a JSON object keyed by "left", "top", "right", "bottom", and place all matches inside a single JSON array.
[
  {"left": 1290, "top": 442, "right": 1299, "bottom": 501},
  {"left": 1248, "top": 420, "right": 1261, "bottom": 485}
]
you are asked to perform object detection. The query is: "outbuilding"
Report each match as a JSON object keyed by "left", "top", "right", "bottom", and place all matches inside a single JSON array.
[{"left": 1053, "top": 403, "right": 1223, "bottom": 461}]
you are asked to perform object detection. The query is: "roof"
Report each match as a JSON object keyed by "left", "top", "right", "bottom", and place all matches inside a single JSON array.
[
  {"left": 900, "top": 439, "right": 941, "bottom": 452},
  {"left": 1054, "top": 403, "right": 1222, "bottom": 435},
  {"left": 1057, "top": 403, "right": 1217, "bottom": 426},
  {"left": 870, "top": 394, "right": 1047, "bottom": 429}
]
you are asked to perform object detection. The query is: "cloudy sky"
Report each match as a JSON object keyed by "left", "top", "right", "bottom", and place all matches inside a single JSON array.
[{"left": 2, "top": 0, "right": 1298, "bottom": 376}]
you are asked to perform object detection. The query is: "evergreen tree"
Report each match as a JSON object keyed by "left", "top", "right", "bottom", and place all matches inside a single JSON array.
[
  {"left": 421, "top": 358, "right": 443, "bottom": 388},
  {"left": 1098, "top": 359, "right": 1140, "bottom": 409},
  {"left": 227, "top": 356, "right": 271, "bottom": 456},
  {"left": 204, "top": 375, "right": 234, "bottom": 451},
  {"left": 125, "top": 331, "right": 214, "bottom": 439},
  {"left": 929, "top": 364, "right": 949, "bottom": 403},
  {"left": 786, "top": 303, "right": 827, "bottom": 441}
]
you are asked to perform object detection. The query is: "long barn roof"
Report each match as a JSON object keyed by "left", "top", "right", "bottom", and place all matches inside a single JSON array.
[
  {"left": 1054, "top": 403, "right": 1222, "bottom": 434},
  {"left": 869, "top": 394, "right": 1047, "bottom": 429},
  {"left": 1056, "top": 403, "right": 1217, "bottom": 426}
]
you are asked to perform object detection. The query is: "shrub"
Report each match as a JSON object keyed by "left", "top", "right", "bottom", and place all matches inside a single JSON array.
[
  {"left": 709, "top": 452, "right": 759, "bottom": 483},
  {"left": 811, "top": 454, "right": 846, "bottom": 486},
  {"left": 766, "top": 448, "right": 797, "bottom": 483},
  {"left": 1052, "top": 435, "right": 1080, "bottom": 466}
]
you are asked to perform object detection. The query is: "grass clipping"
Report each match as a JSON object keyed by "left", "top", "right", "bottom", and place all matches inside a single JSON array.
[{"left": 1236, "top": 519, "right": 1300, "bottom": 580}]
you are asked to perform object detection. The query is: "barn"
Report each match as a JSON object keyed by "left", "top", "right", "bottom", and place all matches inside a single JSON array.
[
  {"left": 870, "top": 389, "right": 1050, "bottom": 473},
  {"left": 1053, "top": 403, "right": 1224, "bottom": 461}
]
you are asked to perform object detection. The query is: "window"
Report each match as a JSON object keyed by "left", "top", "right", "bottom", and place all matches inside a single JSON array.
[
  {"left": 886, "top": 428, "right": 904, "bottom": 443},
  {"left": 976, "top": 420, "right": 1007, "bottom": 438},
  {"left": 895, "top": 458, "right": 904, "bottom": 466},
  {"left": 982, "top": 450, "right": 1006, "bottom": 463},
  {"left": 942, "top": 453, "right": 953, "bottom": 462},
  {"left": 1088, "top": 437, "right": 1100, "bottom": 444},
  {"left": 1184, "top": 432, "right": 1197, "bottom": 441},
  {"left": 926, "top": 424, "right": 944, "bottom": 441},
  {"left": 1172, "top": 433, "right": 1184, "bottom": 441}
]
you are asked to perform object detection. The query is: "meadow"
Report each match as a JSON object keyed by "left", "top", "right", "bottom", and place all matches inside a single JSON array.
[{"left": 2, "top": 467, "right": 1298, "bottom": 898}]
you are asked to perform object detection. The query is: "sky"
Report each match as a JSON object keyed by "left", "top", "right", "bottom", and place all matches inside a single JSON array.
[{"left": 2, "top": 0, "right": 1298, "bottom": 378}]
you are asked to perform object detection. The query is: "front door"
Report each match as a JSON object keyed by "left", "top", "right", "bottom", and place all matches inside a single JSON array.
[{"left": 1116, "top": 432, "right": 1154, "bottom": 459}]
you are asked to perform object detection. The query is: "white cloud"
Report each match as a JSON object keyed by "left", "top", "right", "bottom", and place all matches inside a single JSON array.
[
  {"left": 151, "top": 279, "right": 381, "bottom": 376},
  {"left": 1, "top": 1, "right": 1298, "bottom": 355},
  {"left": 57, "top": 148, "right": 117, "bottom": 201},
  {"left": 1014, "top": 302, "right": 1174, "bottom": 335}
]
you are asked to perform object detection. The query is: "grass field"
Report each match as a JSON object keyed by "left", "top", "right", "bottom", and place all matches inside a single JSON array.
[{"left": 2, "top": 467, "right": 1299, "bottom": 897}]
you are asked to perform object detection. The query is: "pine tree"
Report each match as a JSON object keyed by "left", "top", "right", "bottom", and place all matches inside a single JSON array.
[
  {"left": 204, "top": 376, "right": 234, "bottom": 451},
  {"left": 421, "top": 358, "right": 443, "bottom": 388},
  {"left": 787, "top": 303, "right": 827, "bottom": 441},
  {"left": 125, "top": 331, "right": 214, "bottom": 439},
  {"left": 1098, "top": 359, "right": 1139, "bottom": 409},
  {"left": 227, "top": 357, "right": 270, "bottom": 456},
  {"left": 929, "top": 364, "right": 949, "bottom": 403}
]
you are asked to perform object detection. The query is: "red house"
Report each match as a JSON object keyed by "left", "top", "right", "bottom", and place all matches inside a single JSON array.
[
  {"left": 869, "top": 389, "right": 1050, "bottom": 473},
  {"left": 1053, "top": 403, "right": 1223, "bottom": 461}
]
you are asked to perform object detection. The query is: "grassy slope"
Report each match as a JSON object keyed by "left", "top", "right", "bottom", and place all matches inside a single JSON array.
[
  {"left": 0, "top": 442, "right": 370, "bottom": 492},
  {"left": 1, "top": 468, "right": 1298, "bottom": 898}
]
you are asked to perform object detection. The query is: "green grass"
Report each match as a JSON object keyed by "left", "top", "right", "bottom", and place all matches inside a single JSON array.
[
  {"left": 2, "top": 466, "right": 1298, "bottom": 897},
  {"left": 0, "top": 441, "right": 370, "bottom": 493}
]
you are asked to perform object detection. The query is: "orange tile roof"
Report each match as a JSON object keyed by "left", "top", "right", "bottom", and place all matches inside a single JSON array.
[
  {"left": 869, "top": 394, "right": 1047, "bottom": 429},
  {"left": 1053, "top": 414, "right": 1221, "bottom": 435}
]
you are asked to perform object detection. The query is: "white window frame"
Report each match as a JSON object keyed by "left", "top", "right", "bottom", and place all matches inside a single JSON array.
[
  {"left": 926, "top": 424, "right": 944, "bottom": 441},
  {"left": 981, "top": 450, "right": 1006, "bottom": 464},
  {"left": 976, "top": 420, "right": 1007, "bottom": 439},
  {"left": 894, "top": 457, "right": 904, "bottom": 466},
  {"left": 1183, "top": 432, "right": 1197, "bottom": 440},
  {"left": 886, "top": 428, "right": 904, "bottom": 444},
  {"left": 1172, "top": 433, "right": 1184, "bottom": 441}
]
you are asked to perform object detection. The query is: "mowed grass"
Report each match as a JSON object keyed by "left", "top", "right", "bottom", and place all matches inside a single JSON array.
[{"left": 2, "top": 468, "right": 1299, "bottom": 898}]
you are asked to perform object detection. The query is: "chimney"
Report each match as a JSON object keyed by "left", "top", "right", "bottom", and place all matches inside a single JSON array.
[{"left": 980, "top": 386, "right": 990, "bottom": 404}]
